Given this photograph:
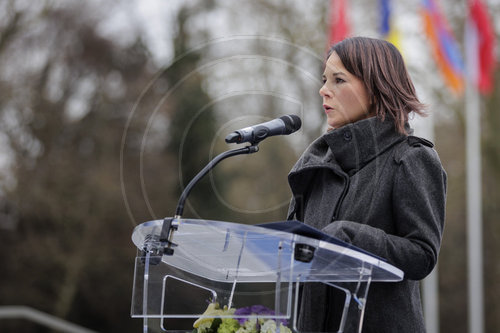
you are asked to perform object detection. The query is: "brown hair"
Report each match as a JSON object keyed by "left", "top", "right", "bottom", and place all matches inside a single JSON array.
[{"left": 328, "top": 37, "right": 426, "bottom": 134}]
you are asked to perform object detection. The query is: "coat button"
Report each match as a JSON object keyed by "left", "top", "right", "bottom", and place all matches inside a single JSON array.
[{"left": 343, "top": 130, "right": 352, "bottom": 141}]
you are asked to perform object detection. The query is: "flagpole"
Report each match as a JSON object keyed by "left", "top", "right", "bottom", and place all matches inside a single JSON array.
[
  {"left": 420, "top": 110, "right": 439, "bottom": 333},
  {"left": 464, "top": 14, "right": 484, "bottom": 333}
]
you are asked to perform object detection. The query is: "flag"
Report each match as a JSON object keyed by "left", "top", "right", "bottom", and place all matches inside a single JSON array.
[
  {"left": 466, "top": 0, "right": 496, "bottom": 94},
  {"left": 421, "top": 0, "right": 465, "bottom": 94},
  {"left": 380, "top": 0, "right": 402, "bottom": 50},
  {"left": 328, "top": 0, "right": 350, "bottom": 45}
]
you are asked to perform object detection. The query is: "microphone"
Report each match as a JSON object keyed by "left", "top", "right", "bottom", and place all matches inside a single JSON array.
[{"left": 225, "top": 115, "right": 302, "bottom": 144}]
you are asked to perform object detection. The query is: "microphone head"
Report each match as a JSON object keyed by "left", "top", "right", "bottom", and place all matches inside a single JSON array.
[
  {"left": 280, "top": 115, "right": 302, "bottom": 134},
  {"left": 225, "top": 132, "right": 241, "bottom": 143}
]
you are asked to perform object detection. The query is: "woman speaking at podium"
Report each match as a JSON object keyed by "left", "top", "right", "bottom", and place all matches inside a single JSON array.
[{"left": 287, "top": 37, "right": 447, "bottom": 332}]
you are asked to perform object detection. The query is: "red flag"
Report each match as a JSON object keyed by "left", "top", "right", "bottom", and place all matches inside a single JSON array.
[
  {"left": 328, "top": 0, "right": 350, "bottom": 45},
  {"left": 466, "top": 0, "right": 496, "bottom": 94}
]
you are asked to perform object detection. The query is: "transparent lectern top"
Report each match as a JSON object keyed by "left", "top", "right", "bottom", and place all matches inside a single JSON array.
[{"left": 132, "top": 218, "right": 403, "bottom": 283}]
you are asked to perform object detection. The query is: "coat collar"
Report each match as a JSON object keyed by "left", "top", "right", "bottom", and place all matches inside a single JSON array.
[
  {"left": 290, "top": 117, "right": 410, "bottom": 177},
  {"left": 323, "top": 116, "right": 409, "bottom": 174}
]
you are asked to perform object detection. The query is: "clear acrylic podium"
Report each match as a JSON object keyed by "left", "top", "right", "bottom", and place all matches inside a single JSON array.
[{"left": 131, "top": 218, "right": 404, "bottom": 333}]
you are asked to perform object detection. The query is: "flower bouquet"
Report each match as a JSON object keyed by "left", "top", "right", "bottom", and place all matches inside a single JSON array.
[{"left": 192, "top": 303, "right": 291, "bottom": 333}]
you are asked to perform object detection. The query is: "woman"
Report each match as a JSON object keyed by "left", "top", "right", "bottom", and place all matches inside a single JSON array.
[{"left": 287, "top": 37, "right": 447, "bottom": 332}]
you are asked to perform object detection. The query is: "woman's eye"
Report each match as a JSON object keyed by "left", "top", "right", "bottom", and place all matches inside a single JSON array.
[{"left": 335, "top": 77, "right": 345, "bottom": 84}]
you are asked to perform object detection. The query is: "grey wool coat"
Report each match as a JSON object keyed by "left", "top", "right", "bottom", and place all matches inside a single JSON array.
[{"left": 287, "top": 116, "right": 447, "bottom": 333}]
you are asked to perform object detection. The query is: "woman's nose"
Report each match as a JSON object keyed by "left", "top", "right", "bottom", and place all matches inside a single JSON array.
[{"left": 319, "top": 84, "right": 330, "bottom": 97}]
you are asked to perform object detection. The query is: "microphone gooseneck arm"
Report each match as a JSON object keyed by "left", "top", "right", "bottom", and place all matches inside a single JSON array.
[
  {"left": 160, "top": 145, "right": 259, "bottom": 257},
  {"left": 174, "top": 144, "right": 259, "bottom": 218}
]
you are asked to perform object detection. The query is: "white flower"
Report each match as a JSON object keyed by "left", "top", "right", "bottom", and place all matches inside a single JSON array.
[
  {"left": 278, "top": 323, "right": 292, "bottom": 333},
  {"left": 260, "top": 320, "right": 277, "bottom": 333},
  {"left": 260, "top": 320, "right": 292, "bottom": 333}
]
